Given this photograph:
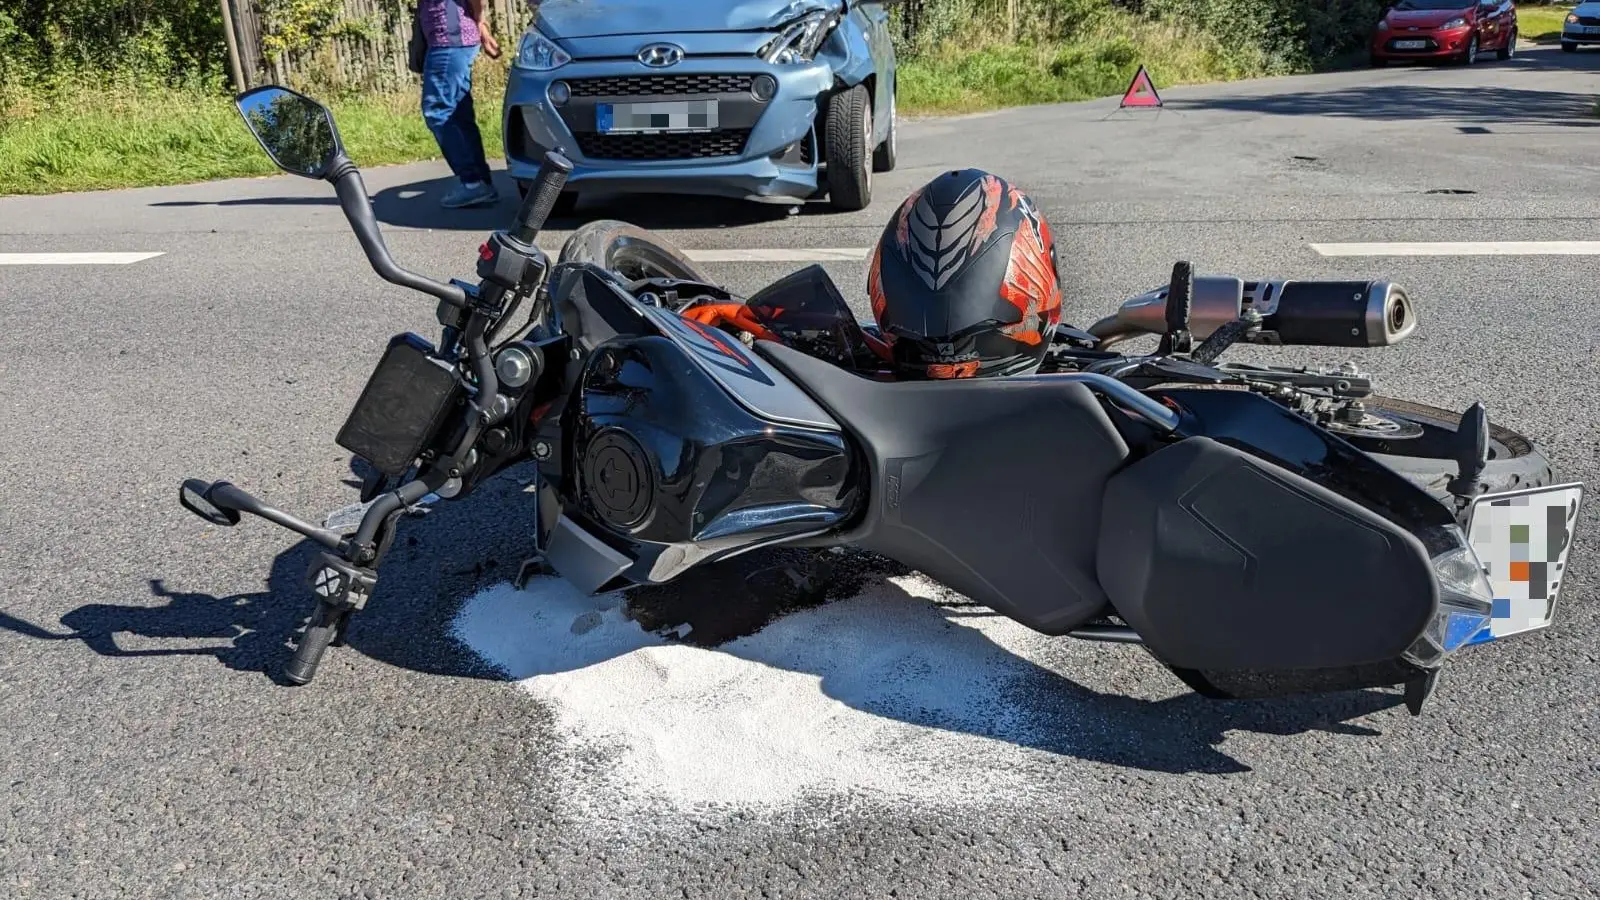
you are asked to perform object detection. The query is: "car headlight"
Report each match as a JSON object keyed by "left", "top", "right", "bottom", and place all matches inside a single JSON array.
[
  {"left": 1443, "top": 16, "right": 1468, "bottom": 29},
  {"left": 517, "top": 29, "right": 571, "bottom": 71},
  {"left": 1377, "top": 19, "right": 1390, "bottom": 30},
  {"left": 759, "top": 10, "right": 841, "bottom": 64},
  {"left": 1568, "top": 13, "right": 1580, "bottom": 24},
  {"left": 1403, "top": 525, "right": 1495, "bottom": 669}
]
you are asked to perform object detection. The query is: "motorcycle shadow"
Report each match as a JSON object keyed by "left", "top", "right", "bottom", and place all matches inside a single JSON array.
[{"left": 9, "top": 461, "right": 1405, "bottom": 775}]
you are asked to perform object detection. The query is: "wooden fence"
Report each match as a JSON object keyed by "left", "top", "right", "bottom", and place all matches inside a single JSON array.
[{"left": 223, "top": 0, "right": 537, "bottom": 93}]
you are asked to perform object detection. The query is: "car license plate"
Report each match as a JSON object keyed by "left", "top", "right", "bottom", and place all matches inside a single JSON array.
[
  {"left": 596, "top": 100, "right": 719, "bottom": 134},
  {"left": 1394, "top": 39, "right": 1427, "bottom": 49},
  {"left": 1464, "top": 482, "right": 1585, "bottom": 642}
]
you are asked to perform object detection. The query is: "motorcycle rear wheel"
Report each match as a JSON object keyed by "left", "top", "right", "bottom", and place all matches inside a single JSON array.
[
  {"left": 556, "top": 220, "right": 712, "bottom": 283},
  {"left": 1341, "top": 395, "right": 1555, "bottom": 499}
]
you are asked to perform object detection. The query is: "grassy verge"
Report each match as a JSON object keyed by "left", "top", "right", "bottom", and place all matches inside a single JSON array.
[
  {"left": 898, "top": 6, "right": 1267, "bottom": 115},
  {"left": 0, "top": 64, "right": 510, "bottom": 196},
  {"left": 1519, "top": 5, "right": 1576, "bottom": 43}
]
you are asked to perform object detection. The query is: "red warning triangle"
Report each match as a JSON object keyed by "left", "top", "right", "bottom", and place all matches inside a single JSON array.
[{"left": 1120, "top": 65, "right": 1162, "bottom": 108}]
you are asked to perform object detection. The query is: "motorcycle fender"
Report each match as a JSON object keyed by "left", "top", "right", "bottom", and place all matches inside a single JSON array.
[{"left": 1097, "top": 436, "right": 1439, "bottom": 673}]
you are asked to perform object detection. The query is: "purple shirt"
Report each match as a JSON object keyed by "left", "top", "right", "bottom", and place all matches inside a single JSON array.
[{"left": 420, "top": 0, "right": 481, "bottom": 49}]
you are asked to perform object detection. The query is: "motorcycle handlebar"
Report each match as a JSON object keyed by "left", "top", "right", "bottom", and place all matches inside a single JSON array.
[
  {"left": 511, "top": 152, "right": 575, "bottom": 246},
  {"left": 331, "top": 163, "right": 468, "bottom": 309}
]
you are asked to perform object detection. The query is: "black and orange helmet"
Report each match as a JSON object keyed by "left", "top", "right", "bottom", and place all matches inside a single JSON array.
[{"left": 867, "top": 169, "right": 1063, "bottom": 379}]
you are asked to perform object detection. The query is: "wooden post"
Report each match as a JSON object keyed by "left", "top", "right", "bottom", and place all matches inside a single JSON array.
[{"left": 219, "top": 0, "right": 248, "bottom": 93}]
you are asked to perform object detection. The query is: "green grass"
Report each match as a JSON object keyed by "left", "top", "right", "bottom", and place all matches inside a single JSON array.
[
  {"left": 0, "top": 64, "right": 509, "bottom": 196},
  {"left": 1518, "top": 4, "right": 1577, "bottom": 43},
  {"left": 898, "top": 13, "right": 1262, "bottom": 115}
]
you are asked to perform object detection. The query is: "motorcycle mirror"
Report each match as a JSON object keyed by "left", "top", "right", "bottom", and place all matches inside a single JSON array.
[
  {"left": 180, "top": 479, "right": 242, "bottom": 527},
  {"left": 234, "top": 85, "right": 345, "bottom": 181}
]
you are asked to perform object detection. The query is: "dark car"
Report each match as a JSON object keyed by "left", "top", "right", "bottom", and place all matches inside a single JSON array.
[{"left": 1370, "top": 0, "right": 1518, "bottom": 66}]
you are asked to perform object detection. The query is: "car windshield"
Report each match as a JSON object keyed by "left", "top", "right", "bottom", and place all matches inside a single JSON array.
[{"left": 1392, "top": 0, "right": 1472, "bottom": 10}]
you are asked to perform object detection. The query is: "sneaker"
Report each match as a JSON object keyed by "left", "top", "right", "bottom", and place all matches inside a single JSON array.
[{"left": 441, "top": 181, "right": 500, "bottom": 209}]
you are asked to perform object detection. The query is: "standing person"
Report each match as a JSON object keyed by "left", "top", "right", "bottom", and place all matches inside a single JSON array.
[{"left": 419, "top": 0, "right": 502, "bottom": 208}]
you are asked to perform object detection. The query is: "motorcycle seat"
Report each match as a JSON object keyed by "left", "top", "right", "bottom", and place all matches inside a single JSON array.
[{"left": 752, "top": 340, "right": 1132, "bottom": 634}]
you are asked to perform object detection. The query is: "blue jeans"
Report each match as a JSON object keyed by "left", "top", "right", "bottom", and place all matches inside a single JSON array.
[{"left": 421, "top": 45, "right": 492, "bottom": 185}]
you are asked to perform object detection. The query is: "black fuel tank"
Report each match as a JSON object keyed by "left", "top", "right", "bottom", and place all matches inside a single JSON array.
[{"left": 570, "top": 334, "right": 862, "bottom": 583}]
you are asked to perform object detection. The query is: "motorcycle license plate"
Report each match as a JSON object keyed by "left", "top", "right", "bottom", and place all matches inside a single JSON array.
[
  {"left": 1464, "top": 482, "right": 1585, "bottom": 642},
  {"left": 1393, "top": 40, "right": 1428, "bottom": 49},
  {"left": 596, "top": 100, "right": 718, "bottom": 134}
]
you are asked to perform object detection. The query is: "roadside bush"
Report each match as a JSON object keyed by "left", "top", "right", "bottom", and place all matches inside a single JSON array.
[{"left": 1136, "top": 0, "right": 1389, "bottom": 71}]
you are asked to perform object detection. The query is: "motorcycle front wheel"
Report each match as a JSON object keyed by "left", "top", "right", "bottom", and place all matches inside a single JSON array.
[{"left": 556, "top": 219, "right": 712, "bottom": 283}]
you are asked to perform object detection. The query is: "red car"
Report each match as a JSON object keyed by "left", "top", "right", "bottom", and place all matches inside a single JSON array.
[{"left": 1370, "top": 0, "right": 1519, "bottom": 65}]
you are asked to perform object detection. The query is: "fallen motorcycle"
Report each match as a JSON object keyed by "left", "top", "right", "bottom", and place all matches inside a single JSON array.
[{"left": 179, "top": 85, "right": 1584, "bottom": 715}]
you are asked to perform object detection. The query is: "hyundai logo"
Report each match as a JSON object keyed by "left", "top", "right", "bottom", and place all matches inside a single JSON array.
[{"left": 637, "top": 43, "right": 684, "bottom": 68}]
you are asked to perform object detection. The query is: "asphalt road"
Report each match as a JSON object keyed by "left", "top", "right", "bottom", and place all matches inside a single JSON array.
[{"left": 4, "top": 46, "right": 1600, "bottom": 900}]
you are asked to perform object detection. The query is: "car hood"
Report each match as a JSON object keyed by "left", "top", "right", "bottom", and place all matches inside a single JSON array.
[
  {"left": 1388, "top": 6, "right": 1472, "bottom": 27},
  {"left": 1385, "top": 6, "right": 1474, "bottom": 28},
  {"left": 529, "top": 0, "right": 841, "bottom": 39},
  {"left": 1572, "top": 1, "right": 1600, "bottom": 15}
]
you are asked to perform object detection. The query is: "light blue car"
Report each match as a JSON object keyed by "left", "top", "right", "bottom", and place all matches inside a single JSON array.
[
  {"left": 1562, "top": 0, "right": 1600, "bottom": 51},
  {"left": 500, "top": 0, "right": 899, "bottom": 214}
]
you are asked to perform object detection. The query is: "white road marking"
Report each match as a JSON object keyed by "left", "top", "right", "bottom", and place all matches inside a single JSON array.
[
  {"left": 0, "top": 252, "right": 165, "bottom": 265},
  {"left": 682, "top": 248, "right": 871, "bottom": 262},
  {"left": 1310, "top": 241, "right": 1600, "bottom": 257}
]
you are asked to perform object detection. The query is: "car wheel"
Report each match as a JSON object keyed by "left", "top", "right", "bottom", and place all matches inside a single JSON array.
[
  {"left": 1561, "top": 40, "right": 1577, "bottom": 53},
  {"left": 1497, "top": 28, "right": 1516, "bottom": 60},
  {"left": 872, "top": 83, "right": 897, "bottom": 174},
  {"left": 515, "top": 178, "right": 579, "bottom": 218},
  {"left": 1461, "top": 34, "right": 1478, "bottom": 65},
  {"left": 825, "top": 84, "right": 872, "bottom": 212}
]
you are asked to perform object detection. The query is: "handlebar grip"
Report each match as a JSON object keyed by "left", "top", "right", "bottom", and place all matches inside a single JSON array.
[
  {"left": 512, "top": 151, "right": 575, "bottom": 245},
  {"left": 283, "top": 604, "right": 342, "bottom": 685}
]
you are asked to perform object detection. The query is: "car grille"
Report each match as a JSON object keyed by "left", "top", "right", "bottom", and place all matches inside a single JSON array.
[
  {"left": 567, "top": 74, "right": 755, "bottom": 98},
  {"left": 1576, "top": 15, "right": 1600, "bottom": 26},
  {"left": 575, "top": 129, "right": 752, "bottom": 160}
]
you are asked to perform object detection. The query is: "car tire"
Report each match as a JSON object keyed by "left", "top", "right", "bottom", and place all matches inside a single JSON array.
[
  {"left": 1561, "top": 40, "right": 1577, "bottom": 53},
  {"left": 872, "top": 82, "right": 897, "bottom": 174},
  {"left": 1460, "top": 34, "right": 1479, "bottom": 65},
  {"left": 825, "top": 84, "right": 872, "bottom": 212},
  {"left": 515, "top": 178, "right": 579, "bottom": 219},
  {"left": 1497, "top": 28, "right": 1516, "bottom": 60}
]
